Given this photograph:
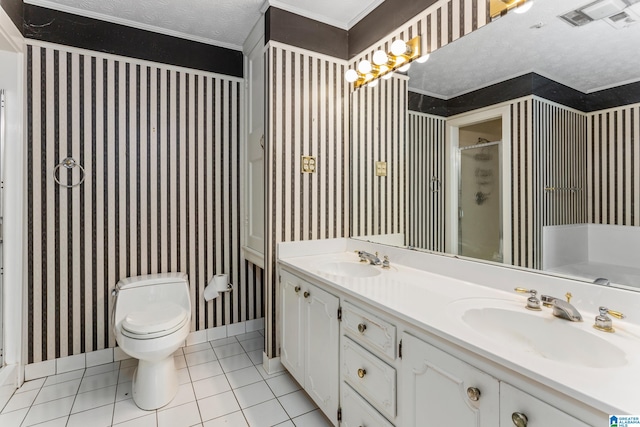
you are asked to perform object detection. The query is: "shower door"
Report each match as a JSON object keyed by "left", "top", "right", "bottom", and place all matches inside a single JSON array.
[{"left": 458, "top": 142, "right": 503, "bottom": 262}]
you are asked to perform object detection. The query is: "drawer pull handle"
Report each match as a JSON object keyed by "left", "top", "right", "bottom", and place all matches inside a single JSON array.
[
  {"left": 294, "top": 286, "right": 301, "bottom": 293},
  {"left": 466, "top": 387, "right": 481, "bottom": 401},
  {"left": 304, "top": 291, "right": 310, "bottom": 298},
  {"left": 357, "top": 323, "right": 367, "bottom": 333},
  {"left": 512, "top": 412, "right": 528, "bottom": 427},
  {"left": 357, "top": 368, "right": 366, "bottom": 378}
]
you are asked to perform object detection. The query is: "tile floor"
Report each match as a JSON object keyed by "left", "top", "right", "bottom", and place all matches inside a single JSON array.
[{"left": 0, "top": 331, "right": 332, "bottom": 427}]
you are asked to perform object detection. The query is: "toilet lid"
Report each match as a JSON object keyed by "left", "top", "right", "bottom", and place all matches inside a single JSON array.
[{"left": 121, "top": 302, "right": 188, "bottom": 335}]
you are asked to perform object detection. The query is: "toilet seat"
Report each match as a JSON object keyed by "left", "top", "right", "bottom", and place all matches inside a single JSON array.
[{"left": 121, "top": 302, "right": 189, "bottom": 340}]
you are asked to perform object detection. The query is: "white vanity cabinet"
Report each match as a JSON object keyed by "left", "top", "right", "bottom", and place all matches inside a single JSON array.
[
  {"left": 279, "top": 270, "right": 340, "bottom": 425},
  {"left": 500, "top": 383, "right": 589, "bottom": 427},
  {"left": 400, "top": 333, "right": 500, "bottom": 427}
]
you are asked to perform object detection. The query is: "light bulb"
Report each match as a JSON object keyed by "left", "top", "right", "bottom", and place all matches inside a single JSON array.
[
  {"left": 344, "top": 69, "right": 359, "bottom": 83},
  {"left": 416, "top": 54, "right": 430, "bottom": 64},
  {"left": 357, "top": 60, "right": 373, "bottom": 74},
  {"left": 514, "top": 0, "right": 533, "bottom": 13},
  {"left": 391, "top": 40, "right": 409, "bottom": 56},
  {"left": 382, "top": 72, "right": 394, "bottom": 80},
  {"left": 398, "top": 63, "right": 411, "bottom": 72},
  {"left": 394, "top": 56, "right": 406, "bottom": 66},
  {"left": 372, "top": 50, "right": 389, "bottom": 66},
  {"left": 368, "top": 80, "right": 379, "bottom": 88}
]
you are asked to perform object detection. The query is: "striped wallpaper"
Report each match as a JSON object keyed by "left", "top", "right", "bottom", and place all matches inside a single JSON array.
[
  {"left": 26, "top": 41, "right": 263, "bottom": 363},
  {"left": 350, "top": 0, "right": 489, "bottom": 70},
  {"left": 351, "top": 77, "right": 407, "bottom": 238},
  {"left": 264, "top": 42, "right": 350, "bottom": 358},
  {"left": 588, "top": 103, "right": 640, "bottom": 226},
  {"left": 406, "top": 111, "right": 446, "bottom": 251}
]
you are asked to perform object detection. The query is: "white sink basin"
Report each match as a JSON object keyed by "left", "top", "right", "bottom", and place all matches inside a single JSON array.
[
  {"left": 449, "top": 298, "right": 627, "bottom": 369},
  {"left": 317, "top": 261, "right": 382, "bottom": 278}
]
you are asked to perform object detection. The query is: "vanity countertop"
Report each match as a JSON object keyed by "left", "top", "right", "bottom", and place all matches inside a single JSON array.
[{"left": 278, "top": 239, "right": 640, "bottom": 417}]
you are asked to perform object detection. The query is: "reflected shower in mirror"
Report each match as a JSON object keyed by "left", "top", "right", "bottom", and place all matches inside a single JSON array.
[{"left": 350, "top": 0, "right": 640, "bottom": 290}]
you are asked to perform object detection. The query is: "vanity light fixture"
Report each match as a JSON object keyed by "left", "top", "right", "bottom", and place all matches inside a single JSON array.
[
  {"left": 493, "top": 0, "right": 533, "bottom": 18},
  {"left": 344, "top": 36, "right": 422, "bottom": 89}
]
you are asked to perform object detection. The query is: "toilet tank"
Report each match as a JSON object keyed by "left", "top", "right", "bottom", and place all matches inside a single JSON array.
[{"left": 113, "top": 273, "right": 191, "bottom": 327}]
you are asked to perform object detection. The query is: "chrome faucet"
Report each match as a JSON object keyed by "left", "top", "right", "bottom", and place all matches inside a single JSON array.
[
  {"left": 541, "top": 295, "right": 583, "bottom": 322},
  {"left": 356, "top": 250, "right": 382, "bottom": 265}
]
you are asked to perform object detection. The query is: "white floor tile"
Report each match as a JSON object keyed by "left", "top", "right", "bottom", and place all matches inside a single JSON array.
[
  {"left": 206, "top": 326, "right": 227, "bottom": 342},
  {"left": 79, "top": 370, "right": 119, "bottom": 393},
  {"left": 183, "top": 342, "right": 212, "bottom": 355},
  {"left": 67, "top": 403, "right": 114, "bottom": 427},
  {"left": 1, "top": 388, "right": 39, "bottom": 413},
  {"left": 56, "top": 354, "right": 85, "bottom": 374},
  {"left": 225, "top": 366, "right": 262, "bottom": 389},
  {"left": 86, "top": 349, "right": 114, "bottom": 368},
  {"left": 175, "top": 355, "right": 188, "bottom": 369},
  {"left": 202, "top": 410, "right": 248, "bottom": 427},
  {"left": 278, "top": 390, "right": 316, "bottom": 419},
  {"left": 266, "top": 374, "right": 301, "bottom": 397},
  {"left": 233, "top": 381, "right": 275, "bottom": 409},
  {"left": 16, "top": 378, "right": 45, "bottom": 394},
  {"left": 192, "top": 375, "right": 231, "bottom": 400},
  {"left": 274, "top": 421, "right": 295, "bottom": 427},
  {"left": 158, "top": 401, "right": 201, "bottom": 427},
  {"left": 245, "top": 319, "right": 265, "bottom": 333},
  {"left": 291, "top": 409, "right": 332, "bottom": 426},
  {"left": 246, "top": 350, "right": 263, "bottom": 365},
  {"left": 256, "top": 365, "right": 287, "bottom": 381},
  {"left": 24, "top": 360, "right": 56, "bottom": 381},
  {"left": 186, "top": 330, "right": 209, "bottom": 347},
  {"left": 33, "top": 378, "right": 81, "bottom": 405},
  {"left": 112, "top": 398, "right": 154, "bottom": 425},
  {"left": 178, "top": 368, "right": 191, "bottom": 385},
  {"left": 185, "top": 349, "right": 217, "bottom": 367},
  {"left": 219, "top": 354, "right": 253, "bottom": 373},
  {"left": 213, "top": 343, "right": 245, "bottom": 359},
  {"left": 71, "top": 384, "right": 117, "bottom": 414},
  {"left": 235, "top": 331, "right": 262, "bottom": 342},
  {"left": 116, "top": 382, "right": 133, "bottom": 402},
  {"left": 0, "top": 407, "right": 28, "bottom": 427},
  {"left": 22, "top": 395, "right": 74, "bottom": 426},
  {"left": 188, "top": 361, "right": 224, "bottom": 382},
  {"left": 30, "top": 416, "right": 69, "bottom": 426},
  {"left": 242, "top": 399, "right": 289, "bottom": 427},
  {"left": 118, "top": 366, "right": 136, "bottom": 384},
  {"left": 239, "top": 337, "right": 264, "bottom": 353},
  {"left": 113, "top": 412, "right": 157, "bottom": 427},
  {"left": 197, "top": 390, "right": 240, "bottom": 422},
  {"left": 209, "top": 337, "right": 238, "bottom": 348},
  {"left": 162, "top": 383, "right": 196, "bottom": 410},
  {"left": 226, "top": 323, "right": 246, "bottom": 337},
  {"left": 85, "top": 362, "right": 121, "bottom": 377},
  {"left": 43, "top": 369, "right": 84, "bottom": 387}
]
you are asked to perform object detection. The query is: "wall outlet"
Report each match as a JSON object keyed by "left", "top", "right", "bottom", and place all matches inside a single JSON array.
[
  {"left": 302, "top": 156, "right": 317, "bottom": 173},
  {"left": 376, "top": 161, "right": 387, "bottom": 176}
]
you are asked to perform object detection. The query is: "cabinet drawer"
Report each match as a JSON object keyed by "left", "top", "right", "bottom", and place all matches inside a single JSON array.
[
  {"left": 341, "top": 382, "right": 394, "bottom": 427},
  {"left": 342, "top": 336, "right": 396, "bottom": 420},
  {"left": 342, "top": 301, "right": 396, "bottom": 360}
]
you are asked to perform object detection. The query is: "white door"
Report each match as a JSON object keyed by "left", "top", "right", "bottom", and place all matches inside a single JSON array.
[
  {"left": 401, "top": 333, "right": 499, "bottom": 427},
  {"left": 0, "top": 89, "right": 4, "bottom": 366},
  {"left": 280, "top": 271, "right": 305, "bottom": 384},
  {"left": 500, "top": 383, "right": 590, "bottom": 427},
  {"left": 304, "top": 283, "right": 340, "bottom": 425}
]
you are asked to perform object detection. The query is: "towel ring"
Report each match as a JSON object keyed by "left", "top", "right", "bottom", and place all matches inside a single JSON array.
[{"left": 53, "top": 157, "right": 85, "bottom": 188}]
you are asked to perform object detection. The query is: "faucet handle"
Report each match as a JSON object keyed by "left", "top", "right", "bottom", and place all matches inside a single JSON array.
[
  {"left": 382, "top": 255, "right": 390, "bottom": 269},
  {"left": 594, "top": 306, "right": 625, "bottom": 333},
  {"left": 514, "top": 288, "right": 541, "bottom": 311},
  {"left": 354, "top": 250, "right": 367, "bottom": 263}
]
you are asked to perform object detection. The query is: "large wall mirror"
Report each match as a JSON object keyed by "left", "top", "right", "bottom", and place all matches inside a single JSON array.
[{"left": 351, "top": 0, "right": 640, "bottom": 291}]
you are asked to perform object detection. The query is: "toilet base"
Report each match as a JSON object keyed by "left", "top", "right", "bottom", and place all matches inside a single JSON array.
[{"left": 131, "top": 356, "right": 178, "bottom": 410}]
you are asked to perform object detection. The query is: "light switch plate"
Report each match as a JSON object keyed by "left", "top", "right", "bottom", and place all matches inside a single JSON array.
[
  {"left": 302, "top": 156, "right": 317, "bottom": 173},
  {"left": 376, "top": 161, "right": 387, "bottom": 176}
]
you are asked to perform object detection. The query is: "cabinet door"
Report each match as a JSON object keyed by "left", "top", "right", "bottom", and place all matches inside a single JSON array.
[
  {"left": 305, "top": 283, "right": 340, "bottom": 425},
  {"left": 341, "top": 382, "right": 394, "bottom": 427},
  {"left": 280, "top": 271, "right": 305, "bottom": 384},
  {"left": 401, "top": 333, "right": 499, "bottom": 427},
  {"left": 500, "top": 383, "right": 590, "bottom": 427}
]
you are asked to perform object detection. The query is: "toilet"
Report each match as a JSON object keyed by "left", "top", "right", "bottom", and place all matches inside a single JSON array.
[{"left": 113, "top": 272, "right": 191, "bottom": 410}]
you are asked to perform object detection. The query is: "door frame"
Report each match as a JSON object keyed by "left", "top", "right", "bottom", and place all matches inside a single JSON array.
[{"left": 445, "top": 105, "right": 512, "bottom": 264}]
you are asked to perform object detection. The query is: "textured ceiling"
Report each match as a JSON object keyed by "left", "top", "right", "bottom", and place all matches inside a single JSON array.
[
  {"left": 408, "top": 0, "right": 640, "bottom": 97},
  {"left": 25, "top": 0, "right": 383, "bottom": 51}
]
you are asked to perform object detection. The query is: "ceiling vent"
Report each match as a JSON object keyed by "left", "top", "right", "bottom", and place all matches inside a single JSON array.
[
  {"left": 604, "top": 2, "right": 640, "bottom": 27},
  {"left": 559, "top": 0, "right": 634, "bottom": 26}
]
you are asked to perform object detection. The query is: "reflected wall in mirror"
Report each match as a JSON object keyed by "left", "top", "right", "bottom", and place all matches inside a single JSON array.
[{"left": 351, "top": 0, "right": 640, "bottom": 290}]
